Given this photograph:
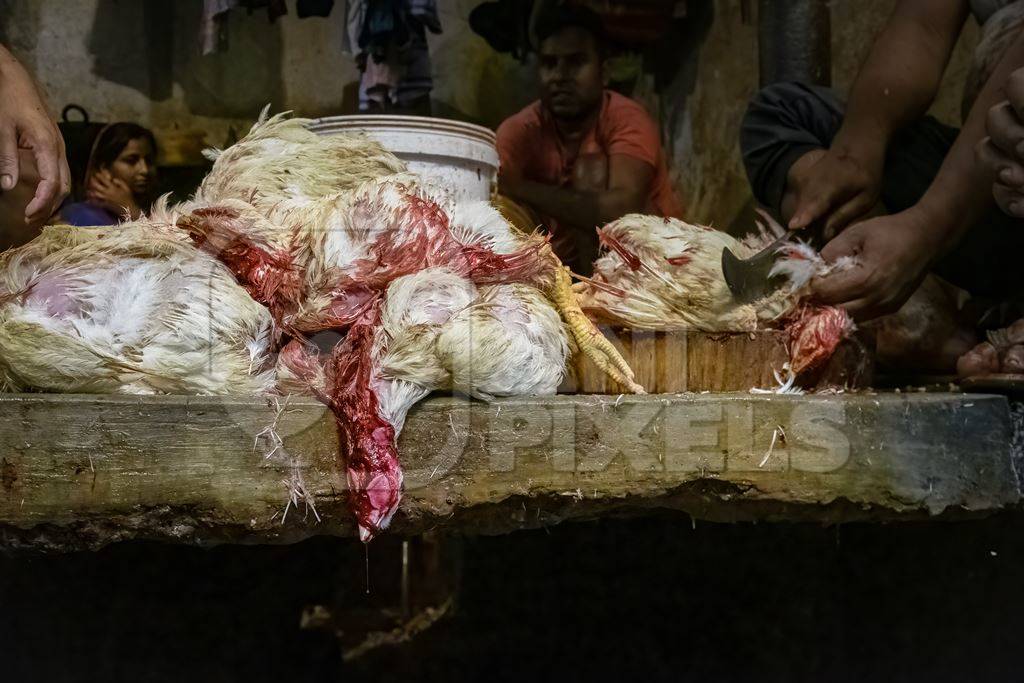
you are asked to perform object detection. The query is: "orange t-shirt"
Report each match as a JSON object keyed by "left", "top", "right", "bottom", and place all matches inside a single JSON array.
[{"left": 496, "top": 90, "right": 684, "bottom": 263}]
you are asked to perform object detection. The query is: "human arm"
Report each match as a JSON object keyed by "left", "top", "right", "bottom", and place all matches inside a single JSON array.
[
  {"left": 0, "top": 44, "right": 69, "bottom": 225},
  {"left": 810, "top": 28, "right": 1024, "bottom": 320},
  {"left": 497, "top": 98, "right": 662, "bottom": 231},
  {"left": 499, "top": 153, "right": 653, "bottom": 232},
  {"left": 788, "top": 0, "right": 970, "bottom": 233},
  {"left": 0, "top": 148, "right": 45, "bottom": 248}
]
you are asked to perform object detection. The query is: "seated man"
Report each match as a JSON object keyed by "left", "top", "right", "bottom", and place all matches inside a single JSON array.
[
  {"left": 496, "top": 5, "right": 683, "bottom": 274},
  {"left": 740, "top": 0, "right": 1024, "bottom": 373}
]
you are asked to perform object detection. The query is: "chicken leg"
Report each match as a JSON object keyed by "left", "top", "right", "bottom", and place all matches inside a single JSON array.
[{"left": 548, "top": 261, "right": 645, "bottom": 395}]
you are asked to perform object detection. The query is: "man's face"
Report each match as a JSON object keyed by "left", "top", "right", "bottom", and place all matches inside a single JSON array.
[{"left": 538, "top": 27, "right": 605, "bottom": 121}]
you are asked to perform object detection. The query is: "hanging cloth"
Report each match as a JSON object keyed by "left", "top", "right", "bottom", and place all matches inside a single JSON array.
[
  {"left": 356, "top": 0, "right": 441, "bottom": 112},
  {"left": 342, "top": 0, "right": 368, "bottom": 55},
  {"left": 407, "top": 0, "right": 441, "bottom": 33},
  {"left": 200, "top": 0, "right": 239, "bottom": 55}
]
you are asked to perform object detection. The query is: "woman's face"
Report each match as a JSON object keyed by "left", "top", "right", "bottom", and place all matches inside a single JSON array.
[{"left": 106, "top": 137, "right": 155, "bottom": 196}]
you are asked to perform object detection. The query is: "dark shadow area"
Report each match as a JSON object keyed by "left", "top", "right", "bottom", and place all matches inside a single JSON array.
[
  {"left": 88, "top": 0, "right": 175, "bottom": 101},
  {"left": 647, "top": 0, "right": 714, "bottom": 97},
  {"left": 0, "top": 5, "right": 10, "bottom": 47},
  {"left": 87, "top": 0, "right": 285, "bottom": 116},
  {"left": 2, "top": 514, "right": 1023, "bottom": 682}
]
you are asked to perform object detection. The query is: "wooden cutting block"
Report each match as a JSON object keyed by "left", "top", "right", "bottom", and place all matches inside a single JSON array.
[{"left": 568, "top": 328, "right": 874, "bottom": 394}]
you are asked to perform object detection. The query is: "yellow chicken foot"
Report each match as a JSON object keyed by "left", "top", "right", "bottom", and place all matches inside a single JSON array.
[{"left": 549, "top": 264, "right": 646, "bottom": 394}]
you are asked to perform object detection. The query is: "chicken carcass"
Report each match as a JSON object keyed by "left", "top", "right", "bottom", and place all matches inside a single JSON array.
[
  {"left": 0, "top": 213, "right": 275, "bottom": 394},
  {"left": 0, "top": 110, "right": 638, "bottom": 540},
  {"left": 190, "top": 180, "right": 631, "bottom": 539},
  {"left": 178, "top": 114, "right": 640, "bottom": 540},
  {"left": 0, "top": 112, "right": 638, "bottom": 540},
  {"left": 196, "top": 108, "right": 408, "bottom": 214},
  {"left": 576, "top": 214, "right": 854, "bottom": 376}
]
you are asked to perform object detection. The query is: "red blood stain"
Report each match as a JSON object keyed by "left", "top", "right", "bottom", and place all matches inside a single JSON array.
[
  {"left": 597, "top": 228, "right": 642, "bottom": 271},
  {"left": 784, "top": 304, "right": 854, "bottom": 374},
  {"left": 182, "top": 188, "right": 558, "bottom": 541}
]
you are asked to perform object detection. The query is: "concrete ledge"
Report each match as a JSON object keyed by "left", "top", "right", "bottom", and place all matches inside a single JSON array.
[{"left": 0, "top": 392, "right": 1017, "bottom": 553}]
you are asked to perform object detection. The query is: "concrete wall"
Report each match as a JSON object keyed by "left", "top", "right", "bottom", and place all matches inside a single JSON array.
[{"left": 0, "top": 0, "right": 980, "bottom": 226}]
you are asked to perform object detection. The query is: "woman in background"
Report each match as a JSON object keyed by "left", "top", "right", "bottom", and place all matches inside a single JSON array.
[{"left": 60, "top": 122, "right": 157, "bottom": 226}]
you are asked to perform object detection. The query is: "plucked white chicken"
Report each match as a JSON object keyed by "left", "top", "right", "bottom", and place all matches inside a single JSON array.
[{"left": 576, "top": 213, "right": 854, "bottom": 375}]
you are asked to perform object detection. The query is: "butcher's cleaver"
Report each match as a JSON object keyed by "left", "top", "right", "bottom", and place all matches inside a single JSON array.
[{"left": 721, "top": 228, "right": 799, "bottom": 304}]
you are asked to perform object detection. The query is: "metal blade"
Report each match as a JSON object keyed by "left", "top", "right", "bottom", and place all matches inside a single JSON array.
[{"left": 721, "top": 228, "right": 798, "bottom": 304}]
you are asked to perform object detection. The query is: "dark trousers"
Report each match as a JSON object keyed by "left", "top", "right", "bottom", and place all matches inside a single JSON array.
[{"left": 740, "top": 81, "right": 1024, "bottom": 301}]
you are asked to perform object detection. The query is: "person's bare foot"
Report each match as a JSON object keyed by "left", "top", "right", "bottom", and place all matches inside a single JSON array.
[
  {"left": 957, "top": 318, "right": 1024, "bottom": 377},
  {"left": 1002, "top": 344, "right": 1024, "bottom": 372},
  {"left": 872, "top": 275, "right": 977, "bottom": 373},
  {"left": 957, "top": 342, "right": 1000, "bottom": 377}
]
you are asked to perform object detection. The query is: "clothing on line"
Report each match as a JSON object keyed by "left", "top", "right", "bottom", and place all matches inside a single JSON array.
[
  {"left": 355, "top": 0, "right": 440, "bottom": 112},
  {"left": 199, "top": 0, "right": 288, "bottom": 56}
]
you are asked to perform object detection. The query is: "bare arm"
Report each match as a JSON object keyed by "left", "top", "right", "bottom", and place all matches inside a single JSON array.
[
  {"left": 811, "top": 28, "right": 1024, "bottom": 320},
  {"left": 500, "top": 154, "right": 654, "bottom": 233},
  {"left": 834, "top": 0, "right": 970, "bottom": 159},
  {"left": 789, "top": 0, "right": 970, "bottom": 231},
  {"left": 0, "top": 44, "right": 69, "bottom": 227}
]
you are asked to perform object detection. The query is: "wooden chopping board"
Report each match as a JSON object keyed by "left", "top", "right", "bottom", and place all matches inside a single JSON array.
[{"left": 568, "top": 328, "right": 875, "bottom": 394}]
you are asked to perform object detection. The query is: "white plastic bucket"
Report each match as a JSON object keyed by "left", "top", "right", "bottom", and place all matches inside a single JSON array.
[{"left": 306, "top": 115, "right": 498, "bottom": 203}]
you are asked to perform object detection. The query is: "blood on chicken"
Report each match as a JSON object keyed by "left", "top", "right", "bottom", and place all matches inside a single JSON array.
[{"left": 784, "top": 304, "right": 855, "bottom": 375}]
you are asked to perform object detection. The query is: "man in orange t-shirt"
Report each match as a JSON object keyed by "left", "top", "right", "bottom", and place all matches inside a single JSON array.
[{"left": 496, "top": 5, "right": 683, "bottom": 274}]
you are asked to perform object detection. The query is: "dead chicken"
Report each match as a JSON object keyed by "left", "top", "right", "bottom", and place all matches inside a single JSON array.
[
  {"left": 575, "top": 213, "right": 855, "bottom": 376},
  {"left": 178, "top": 113, "right": 640, "bottom": 540},
  {"left": 186, "top": 174, "right": 634, "bottom": 540},
  {"left": 196, "top": 108, "right": 408, "bottom": 214},
  {"left": 0, "top": 111, "right": 638, "bottom": 540},
  {"left": 0, "top": 212, "right": 274, "bottom": 394}
]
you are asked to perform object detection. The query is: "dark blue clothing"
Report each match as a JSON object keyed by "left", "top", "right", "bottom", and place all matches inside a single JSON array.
[{"left": 60, "top": 202, "right": 120, "bottom": 227}]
